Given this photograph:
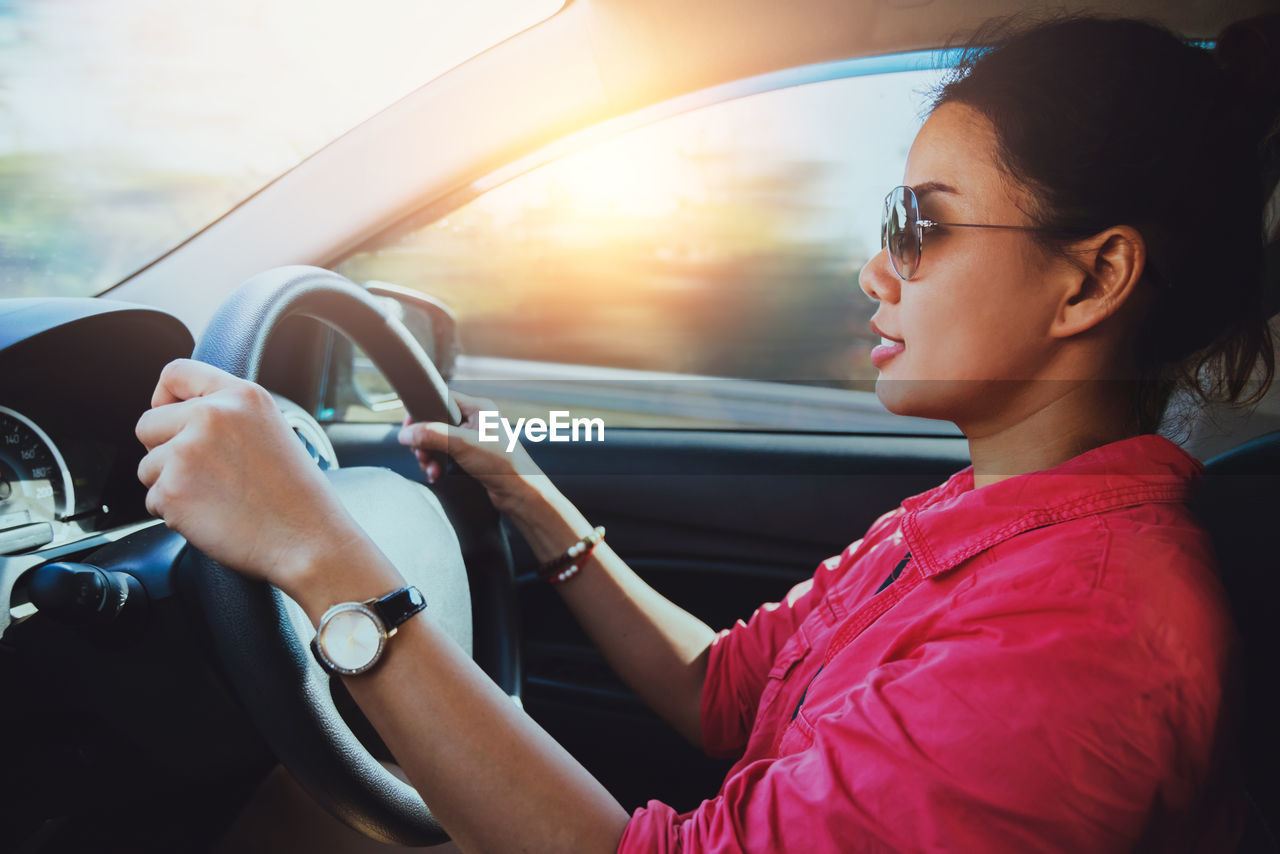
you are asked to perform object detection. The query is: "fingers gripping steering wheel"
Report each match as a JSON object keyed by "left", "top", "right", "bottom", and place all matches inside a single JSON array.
[{"left": 184, "top": 266, "right": 520, "bottom": 845}]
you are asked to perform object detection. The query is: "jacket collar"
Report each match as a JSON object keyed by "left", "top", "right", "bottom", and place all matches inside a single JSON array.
[{"left": 899, "top": 435, "right": 1204, "bottom": 578}]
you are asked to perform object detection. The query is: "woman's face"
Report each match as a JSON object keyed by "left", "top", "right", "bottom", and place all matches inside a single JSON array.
[{"left": 858, "top": 102, "right": 1068, "bottom": 432}]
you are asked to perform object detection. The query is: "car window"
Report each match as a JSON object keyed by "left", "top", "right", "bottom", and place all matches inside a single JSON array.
[
  {"left": 333, "top": 59, "right": 960, "bottom": 435},
  {"left": 0, "top": 0, "right": 564, "bottom": 299}
]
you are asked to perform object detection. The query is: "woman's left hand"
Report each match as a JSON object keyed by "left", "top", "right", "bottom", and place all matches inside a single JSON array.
[{"left": 135, "top": 358, "right": 369, "bottom": 594}]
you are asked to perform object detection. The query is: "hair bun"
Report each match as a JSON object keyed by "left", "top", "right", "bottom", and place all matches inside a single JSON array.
[{"left": 1214, "top": 14, "right": 1280, "bottom": 150}]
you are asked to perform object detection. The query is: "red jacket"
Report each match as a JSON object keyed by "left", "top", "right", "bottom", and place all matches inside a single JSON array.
[{"left": 618, "top": 435, "right": 1242, "bottom": 853}]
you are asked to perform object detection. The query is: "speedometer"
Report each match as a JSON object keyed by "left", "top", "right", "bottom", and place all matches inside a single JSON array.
[{"left": 0, "top": 406, "right": 74, "bottom": 551}]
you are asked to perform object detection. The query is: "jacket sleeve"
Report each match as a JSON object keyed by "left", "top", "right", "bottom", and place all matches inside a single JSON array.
[{"left": 624, "top": 588, "right": 1236, "bottom": 854}]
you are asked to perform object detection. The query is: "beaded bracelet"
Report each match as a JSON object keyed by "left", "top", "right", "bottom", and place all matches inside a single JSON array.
[{"left": 537, "top": 525, "right": 606, "bottom": 585}]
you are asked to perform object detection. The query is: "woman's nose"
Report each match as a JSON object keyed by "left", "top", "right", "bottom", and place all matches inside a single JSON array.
[{"left": 858, "top": 247, "right": 900, "bottom": 304}]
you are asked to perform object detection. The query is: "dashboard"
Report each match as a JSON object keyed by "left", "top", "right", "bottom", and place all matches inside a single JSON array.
[
  {"left": 0, "top": 298, "right": 299, "bottom": 852},
  {"left": 0, "top": 299, "right": 194, "bottom": 557}
]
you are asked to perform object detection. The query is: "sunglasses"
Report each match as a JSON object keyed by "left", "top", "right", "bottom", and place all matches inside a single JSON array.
[{"left": 881, "top": 185, "right": 1043, "bottom": 280}]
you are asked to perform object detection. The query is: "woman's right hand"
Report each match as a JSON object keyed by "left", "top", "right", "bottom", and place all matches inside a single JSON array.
[{"left": 398, "top": 391, "right": 547, "bottom": 519}]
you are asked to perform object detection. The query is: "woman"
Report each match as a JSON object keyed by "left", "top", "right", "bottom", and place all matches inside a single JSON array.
[{"left": 136, "top": 14, "right": 1279, "bottom": 853}]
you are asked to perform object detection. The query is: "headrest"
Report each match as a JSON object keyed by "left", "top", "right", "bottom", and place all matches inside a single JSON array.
[{"left": 1202, "top": 428, "right": 1280, "bottom": 474}]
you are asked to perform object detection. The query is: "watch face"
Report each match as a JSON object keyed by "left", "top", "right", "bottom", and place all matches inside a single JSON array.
[{"left": 316, "top": 604, "right": 385, "bottom": 674}]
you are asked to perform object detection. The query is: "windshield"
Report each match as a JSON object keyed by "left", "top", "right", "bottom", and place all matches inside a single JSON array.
[{"left": 0, "top": 0, "right": 563, "bottom": 299}]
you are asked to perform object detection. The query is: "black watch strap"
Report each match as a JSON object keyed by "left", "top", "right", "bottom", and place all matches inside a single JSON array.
[{"left": 370, "top": 585, "right": 427, "bottom": 631}]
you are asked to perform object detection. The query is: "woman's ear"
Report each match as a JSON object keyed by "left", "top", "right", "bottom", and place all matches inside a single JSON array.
[{"left": 1049, "top": 225, "right": 1146, "bottom": 339}]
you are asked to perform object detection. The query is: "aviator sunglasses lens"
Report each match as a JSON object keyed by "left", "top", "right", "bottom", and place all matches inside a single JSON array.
[{"left": 884, "top": 186, "right": 920, "bottom": 280}]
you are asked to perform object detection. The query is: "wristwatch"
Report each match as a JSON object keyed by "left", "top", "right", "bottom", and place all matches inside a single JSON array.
[{"left": 310, "top": 586, "right": 427, "bottom": 676}]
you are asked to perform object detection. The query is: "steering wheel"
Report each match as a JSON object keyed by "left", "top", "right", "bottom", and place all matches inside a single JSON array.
[{"left": 181, "top": 266, "right": 520, "bottom": 845}]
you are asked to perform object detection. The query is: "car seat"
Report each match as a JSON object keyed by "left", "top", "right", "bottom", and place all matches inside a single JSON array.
[{"left": 1195, "top": 431, "right": 1280, "bottom": 852}]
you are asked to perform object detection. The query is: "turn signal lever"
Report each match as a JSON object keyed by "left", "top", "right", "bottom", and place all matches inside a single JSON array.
[{"left": 27, "top": 562, "right": 149, "bottom": 634}]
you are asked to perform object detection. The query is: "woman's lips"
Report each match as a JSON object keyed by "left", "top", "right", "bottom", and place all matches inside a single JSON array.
[
  {"left": 868, "top": 322, "right": 904, "bottom": 369},
  {"left": 870, "top": 339, "right": 905, "bottom": 369}
]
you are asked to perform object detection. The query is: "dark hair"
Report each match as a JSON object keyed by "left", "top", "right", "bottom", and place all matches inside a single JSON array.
[{"left": 933, "top": 14, "right": 1280, "bottom": 435}]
